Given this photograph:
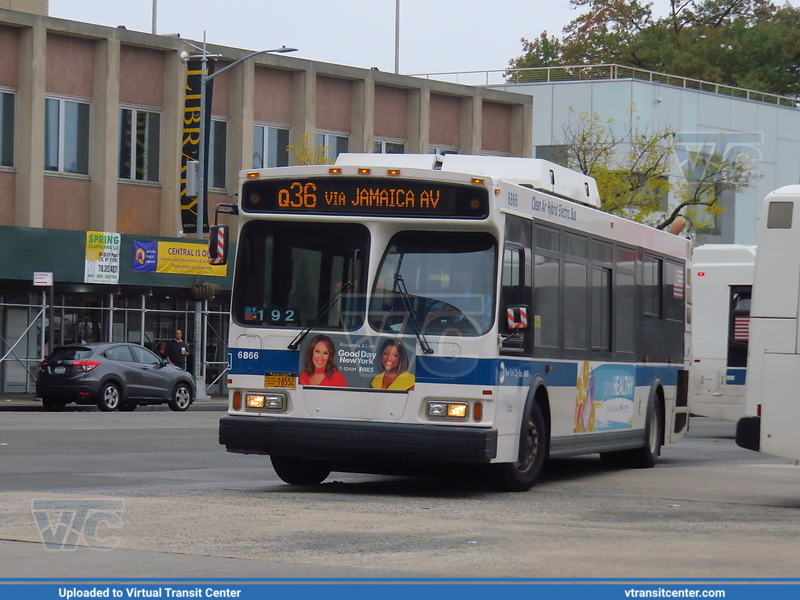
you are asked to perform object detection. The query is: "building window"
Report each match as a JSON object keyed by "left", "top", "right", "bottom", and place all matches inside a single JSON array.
[
  {"left": 208, "top": 118, "right": 227, "bottom": 189},
  {"left": 373, "top": 139, "right": 405, "bottom": 154},
  {"left": 429, "top": 145, "right": 458, "bottom": 156},
  {"left": 315, "top": 131, "right": 349, "bottom": 162},
  {"left": 45, "top": 97, "right": 90, "bottom": 175},
  {"left": 253, "top": 124, "right": 290, "bottom": 168},
  {"left": 119, "top": 107, "right": 160, "bottom": 182},
  {"left": 0, "top": 91, "right": 13, "bottom": 168},
  {"left": 535, "top": 145, "right": 567, "bottom": 166}
]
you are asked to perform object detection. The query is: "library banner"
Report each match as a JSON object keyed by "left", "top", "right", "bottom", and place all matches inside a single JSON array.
[
  {"left": 180, "top": 59, "right": 214, "bottom": 236},
  {"left": 132, "top": 240, "right": 226, "bottom": 277}
]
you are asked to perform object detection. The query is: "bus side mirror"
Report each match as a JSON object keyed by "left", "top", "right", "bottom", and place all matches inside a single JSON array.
[
  {"left": 505, "top": 305, "right": 529, "bottom": 331},
  {"left": 208, "top": 225, "right": 228, "bottom": 265}
]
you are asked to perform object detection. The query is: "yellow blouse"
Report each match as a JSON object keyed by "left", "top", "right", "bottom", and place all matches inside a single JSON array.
[{"left": 371, "top": 370, "right": 415, "bottom": 390}]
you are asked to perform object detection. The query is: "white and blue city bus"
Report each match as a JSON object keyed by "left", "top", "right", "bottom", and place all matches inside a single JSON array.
[
  {"left": 212, "top": 153, "right": 690, "bottom": 491},
  {"left": 689, "top": 244, "right": 755, "bottom": 422}
]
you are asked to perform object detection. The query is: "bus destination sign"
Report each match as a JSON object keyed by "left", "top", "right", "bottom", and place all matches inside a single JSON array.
[{"left": 242, "top": 177, "right": 489, "bottom": 219}]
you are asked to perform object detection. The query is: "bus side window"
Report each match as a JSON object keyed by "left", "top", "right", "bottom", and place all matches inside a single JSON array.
[
  {"left": 664, "top": 260, "right": 686, "bottom": 322},
  {"left": 614, "top": 246, "right": 636, "bottom": 357},
  {"left": 727, "top": 285, "right": 751, "bottom": 368},
  {"left": 502, "top": 245, "right": 523, "bottom": 303},
  {"left": 591, "top": 266, "right": 612, "bottom": 352},
  {"left": 642, "top": 254, "right": 663, "bottom": 318}
]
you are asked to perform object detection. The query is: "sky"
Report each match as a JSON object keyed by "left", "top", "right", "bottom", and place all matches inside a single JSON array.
[{"left": 48, "top": 0, "right": 580, "bottom": 81}]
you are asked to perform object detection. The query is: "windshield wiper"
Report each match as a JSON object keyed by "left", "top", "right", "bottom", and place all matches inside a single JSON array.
[
  {"left": 288, "top": 282, "right": 353, "bottom": 350},
  {"left": 393, "top": 274, "right": 434, "bottom": 355}
]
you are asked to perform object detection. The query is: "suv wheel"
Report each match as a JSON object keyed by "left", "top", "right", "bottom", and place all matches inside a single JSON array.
[
  {"left": 168, "top": 383, "right": 192, "bottom": 411},
  {"left": 97, "top": 382, "right": 121, "bottom": 412}
]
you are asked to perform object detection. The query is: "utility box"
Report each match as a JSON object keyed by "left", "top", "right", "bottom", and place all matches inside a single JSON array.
[{"left": 186, "top": 161, "right": 200, "bottom": 198}]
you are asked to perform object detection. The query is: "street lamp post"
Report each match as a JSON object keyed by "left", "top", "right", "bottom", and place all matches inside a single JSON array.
[
  {"left": 395, "top": 0, "right": 400, "bottom": 74},
  {"left": 185, "top": 35, "right": 297, "bottom": 399}
]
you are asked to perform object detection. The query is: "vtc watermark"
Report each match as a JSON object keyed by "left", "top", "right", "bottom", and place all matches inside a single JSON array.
[{"left": 31, "top": 499, "right": 124, "bottom": 551}]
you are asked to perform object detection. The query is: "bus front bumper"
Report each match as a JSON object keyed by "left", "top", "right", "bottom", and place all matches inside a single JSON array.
[{"left": 219, "top": 415, "right": 498, "bottom": 462}]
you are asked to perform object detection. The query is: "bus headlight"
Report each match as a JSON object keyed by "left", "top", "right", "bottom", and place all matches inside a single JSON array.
[
  {"left": 427, "top": 401, "right": 469, "bottom": 420},
  {"left": 246, "top": 393, "right": 286, "bottom": 411}
]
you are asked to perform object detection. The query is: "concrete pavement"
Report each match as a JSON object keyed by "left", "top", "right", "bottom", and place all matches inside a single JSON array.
[{"left": 0, "top": 392, "right": 228, "bottom": 412}]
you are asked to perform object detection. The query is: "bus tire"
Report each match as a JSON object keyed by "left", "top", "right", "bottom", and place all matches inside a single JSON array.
[
  {"left": 628, "top": 392, "right": 663, "bottom": 468},
  {"left": 492, "top": 400, "right": 547, "bottom": 492},
  {"left": 271, "top": 456, "right": 332, "bottom": 486},
  {"left": 600, "top": 391, "right": 663, "bottom": 469}
]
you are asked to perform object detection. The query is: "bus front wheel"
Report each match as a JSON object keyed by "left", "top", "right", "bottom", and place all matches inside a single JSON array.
[
  {"left": 270, "top": 456, "right": 332, "bottom": 485},
  {"left": 492, "top": 401, "right": 548, "bottom": 492}
]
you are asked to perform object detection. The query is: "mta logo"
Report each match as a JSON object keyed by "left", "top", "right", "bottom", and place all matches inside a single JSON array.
[{"left": 31, "top": 499, "right": 124, "bottom": 551}]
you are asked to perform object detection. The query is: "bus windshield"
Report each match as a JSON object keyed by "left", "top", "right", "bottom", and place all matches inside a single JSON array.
[
  {"left": 369, "top": 231, "right": 496, "bottom": 336},
  {"left": 232, "top": 221, "right": 369, "bottom": 330}
]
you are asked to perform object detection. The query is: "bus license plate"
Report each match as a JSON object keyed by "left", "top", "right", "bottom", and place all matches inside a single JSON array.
[{"left": 264, "top": 373, "right": 296, "bottom": 389}]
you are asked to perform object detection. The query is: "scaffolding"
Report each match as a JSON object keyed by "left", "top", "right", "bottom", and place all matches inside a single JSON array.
[{"left": 0, "top": 290, "right": 229, "bottom": 396}]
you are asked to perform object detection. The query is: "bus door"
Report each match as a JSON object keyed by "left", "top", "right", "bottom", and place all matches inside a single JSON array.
[
  {"left": 500, "top": 214, "right": 532, "bottom": 358},
  {"left": 496, "top": 215, "right": 534, "bottom": 452}
]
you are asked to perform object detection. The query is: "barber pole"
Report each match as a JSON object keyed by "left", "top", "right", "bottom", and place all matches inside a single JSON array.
[
  {"left": 209, "top": 226, "right": 226, "bottom": 264},
  {"left": 507, "top": 306, "right": 528, "bottom": 330}
]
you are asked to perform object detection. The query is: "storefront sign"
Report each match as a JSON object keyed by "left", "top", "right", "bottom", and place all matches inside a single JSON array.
[
  {"left": 84, "top": 231, "right": 120, "bottom": 284},
  {"left": 33, "top": 272, "right": 53, "bottom": 286}
]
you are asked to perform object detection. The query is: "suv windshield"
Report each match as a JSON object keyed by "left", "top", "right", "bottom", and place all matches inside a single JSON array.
[
  {"left": 232, "top": 221, "right": 369, "bottom": 330},
  {"left": 369, "top": 231, "right": 497, "bottom": 336}
]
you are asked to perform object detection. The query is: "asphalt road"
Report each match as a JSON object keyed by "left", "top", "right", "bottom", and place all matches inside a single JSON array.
[{"left": 1, "top": 412, "right": 799, "bottom": 579}]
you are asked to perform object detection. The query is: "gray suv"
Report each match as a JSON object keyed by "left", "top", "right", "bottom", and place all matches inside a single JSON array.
[{"left": 36, "top": 342, "right": 195, "bottom": 412}]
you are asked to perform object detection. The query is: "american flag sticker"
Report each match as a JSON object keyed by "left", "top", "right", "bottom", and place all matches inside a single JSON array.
[
  {"left": 733, "top": 316, "right": 750, "bottom": 342},
  {"left": 673, "top": 268, "right": 684, "bottom": 299}
]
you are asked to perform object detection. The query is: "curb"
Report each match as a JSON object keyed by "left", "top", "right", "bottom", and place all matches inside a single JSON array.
[
  {"left": 0, "top": 404, "right": 228, "bottom": 412},
  {"left": 0, "top": 396, "right": 228, "bottom": 412}
]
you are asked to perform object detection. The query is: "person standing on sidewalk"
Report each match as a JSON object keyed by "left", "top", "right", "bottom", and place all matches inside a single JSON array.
[{"left": 164, "top": 329, "right": 189, "bottom": 370}]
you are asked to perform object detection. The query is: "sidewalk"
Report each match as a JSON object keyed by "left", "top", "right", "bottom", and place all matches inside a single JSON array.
[{"left": 0, "top": 392, "right": 228, "bottom": 412}]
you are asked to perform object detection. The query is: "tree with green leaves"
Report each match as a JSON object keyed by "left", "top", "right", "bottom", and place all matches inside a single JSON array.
[
  {"left": 287, "top": 133, "right": 333, "bottom": 165},
  {"left": 658, "top": 148, "right": 761, "bottom": 231},
  {"left": 557, "top": 108, "right": 761, "bottom": 231},
  {"left": 560, "top": 108, "right": 674, "bottom": 223},
  {"left": 508, "top": 0, "right": 800, "bottom": 97}
]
